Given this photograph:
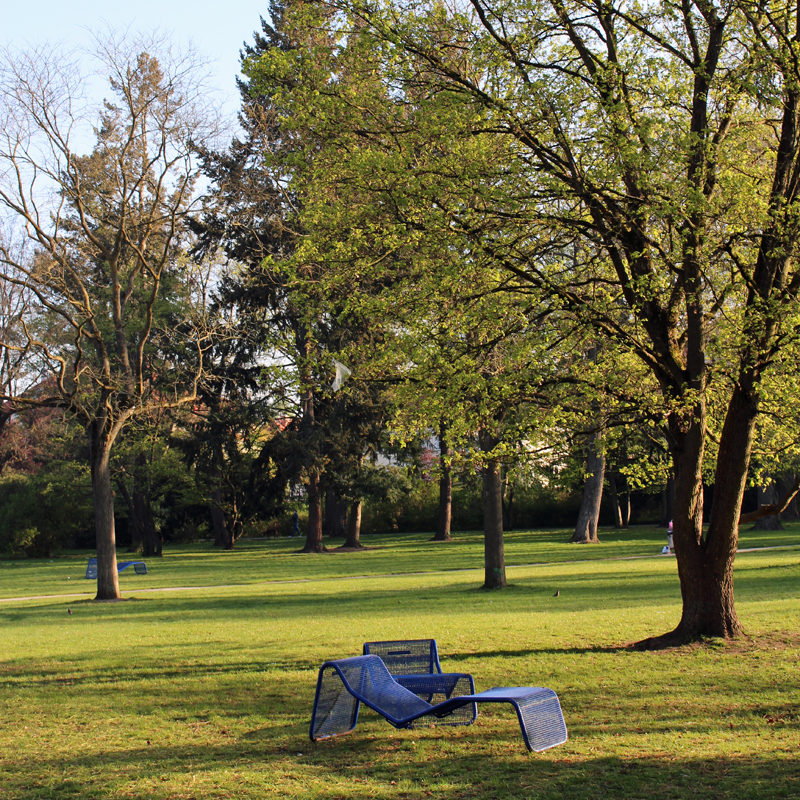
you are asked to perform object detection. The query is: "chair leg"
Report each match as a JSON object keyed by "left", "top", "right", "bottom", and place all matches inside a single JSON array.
[
  {"left": 310, "top": 665, "right": 361, "bottom": 741},
  {"left": 509, "top": 690, "right": 567, "bottom": 752}
]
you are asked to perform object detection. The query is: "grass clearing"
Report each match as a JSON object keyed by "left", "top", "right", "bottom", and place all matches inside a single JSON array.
[{"left": 1, "top": 524, "right": 798, "bottom": 799}]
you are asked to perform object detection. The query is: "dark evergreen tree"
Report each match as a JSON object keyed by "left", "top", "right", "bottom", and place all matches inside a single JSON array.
[{"left": 194, "top": 4, "right": 396, "bottom": 552}]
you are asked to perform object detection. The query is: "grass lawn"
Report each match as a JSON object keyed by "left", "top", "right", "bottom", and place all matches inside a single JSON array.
[{"left": 0, "top": 524, "right": 798, "bottom": 799}]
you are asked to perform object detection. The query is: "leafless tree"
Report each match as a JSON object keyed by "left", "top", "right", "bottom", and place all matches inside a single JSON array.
[{"left": 0, "top": 29, "right": 222, "bottom": 599}]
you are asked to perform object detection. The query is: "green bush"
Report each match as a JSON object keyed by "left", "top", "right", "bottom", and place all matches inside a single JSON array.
[
  {"left": 0, "top": 463, "right": 94, "bottom": 557},
  {"left": 362, "top": 475, "right": 586, "bottom": 534}
]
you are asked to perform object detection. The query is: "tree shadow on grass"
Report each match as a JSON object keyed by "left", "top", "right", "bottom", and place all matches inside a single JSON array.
[{"left": 6, "top": 729, "right": 799, "bottom": 800}]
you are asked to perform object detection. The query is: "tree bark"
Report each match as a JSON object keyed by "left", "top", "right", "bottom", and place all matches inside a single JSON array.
[
  {"left": 298, "top": 334, "right": 325, "bottom": 553},
  {"left": 343, "top": 499, "right": 363, "bottom": 548},
  {"left": 776, "top": 473, "right": 799, "bottom": 520},
  {"left": 117, "top": 478, "right": 143, "bottom": 554},
  {"left": 432, "top": 421, "right": 452, "bottom": 541},
  {"left": 481, "top": 431, "right": 506, "bottom": 589},
  {"left": 323, "top": 491, "right": 348, "bottom": 538},
  {"left": 141, "top": 487, "right": 162, "bottom": 557},
  {"left": 501, "top": 474, "right": 514, "bottom": 531},
  {"left": 609, "top": 471, "right": 623, "bottom": 529},
  {"left": 661, "top": 473, "right": 676, "bottom": 527},
  {"left": 303, "top": 469, "right": 326, "bottom": 552},
  {"left": 571, "top": 431, "right": 604, "bottom": 543},
  {"left": 210, "top": 489, "right": 230, "bottom": 548},
  {"left": 752, "top": 481, "right": 783, "bottom": 530},
  {"left": 119, "top": 454, "right": 161, "bottom": 557},
  {"left": 90, "top": 434, "right": 120, "bottom": 600},
  {"left": 621, "top": 486, "right": 631, "bottom": 527},
  {"left": 641, "top": 390, "right": 754, "bottom": 647}
]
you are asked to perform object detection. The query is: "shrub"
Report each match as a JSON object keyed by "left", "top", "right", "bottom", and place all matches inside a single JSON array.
[{"left": 0, "top": 463, "right": 94, "bottom": 556}]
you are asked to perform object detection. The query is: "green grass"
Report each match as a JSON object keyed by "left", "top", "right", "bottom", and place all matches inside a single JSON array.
[{"left": 1, "top": 524, "right": 798, "bottom": 799}]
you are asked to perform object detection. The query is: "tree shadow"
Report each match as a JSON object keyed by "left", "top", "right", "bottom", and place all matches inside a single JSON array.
[{"left": 7, "top": 727, "right": 799, "bottom": 800}]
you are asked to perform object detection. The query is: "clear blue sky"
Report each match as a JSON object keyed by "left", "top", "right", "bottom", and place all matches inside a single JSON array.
[{"left": 2, "top": 1, "right": 270, "bottom": 114}]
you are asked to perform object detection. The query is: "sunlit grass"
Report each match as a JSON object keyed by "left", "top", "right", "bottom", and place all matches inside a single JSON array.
[
  {"left": 0, "top": 525, "right": 798, "bottom": 799},
  {"left": 2, "top": 521, "right": 796, "bottom": 601}
]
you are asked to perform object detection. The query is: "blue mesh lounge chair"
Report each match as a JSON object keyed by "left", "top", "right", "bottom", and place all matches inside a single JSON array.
[
  {"left": 363, "top": 639, "right": 476, "bottom": 725},
  {"left": 85, "top": 558, "right": 147, "bottom": 580},
  {"left": 363, "top": 639, "right": 446, "bottom": 675},
  {"left": 310, "top": 654, "right": 567, "bottom": 752}
]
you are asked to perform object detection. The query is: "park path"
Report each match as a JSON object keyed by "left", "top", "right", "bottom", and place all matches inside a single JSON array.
[{"left": 1, "top": 543, "right": 798, "bottom": 604}]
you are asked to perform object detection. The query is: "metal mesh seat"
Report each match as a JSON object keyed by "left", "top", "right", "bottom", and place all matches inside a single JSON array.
[
  {"left": 363, "top": 639, "right": 476, "bottom": 726},
  {"left": 363, "top": 639, "right": 443, "bottom": 675},
  {"left": 310, "top": 654, "right": 567, "bottom": 752}
]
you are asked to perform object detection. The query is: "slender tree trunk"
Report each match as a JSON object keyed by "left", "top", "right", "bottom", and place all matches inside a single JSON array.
[
  {"left": 661, "top": 473, "right": 676, "bottom": 527},
  {"left": 117, "top": 478, "right": 143, "bottom": 553},
  {"left": 298, "top": 332, "right": 325, "bottom": 553},
  {"left": 753, "top": 480, "right": 783, "bottom": 530},
  {"left": 571, "top": 431, "right": 605, "bottom": 543},
  {"left": 142, "top": 489, "right": 162, "bottom": 557},
  {"left": 142, "top": 452, "right": 162, "bottom": 557},
  {"left": 344, "top": 500, "right": 363, "bottom": 548},
  {"left": 90, "top": 436, "right": 120, "bottom": 600},
  {"left": 133, "top": 488, "right": 150, "bottom": 553},
  {"left": 303, "top": 470, "right": 325, "bottom": 552},
  {"left": 210, "top": 489, "right": 229, "bottom": 548},
  {"left": 622, "top": 487, "right": 631, "bottom": 527},
  {"left": 501, "top": 475, "right": 514, "bottom": 531},
  {"left": 228, "top": 519, "right": 242, "bottom": 550},
  {"left": 432, "top": 421, "right": 452, "bottom": 542},
  {"left": 323, "top": 492, "right": 336, "bottom": 537},
  {"left": 481, "top": 431, "right": 506, "bottom": 589},
  {"left": 776, "top": 473, "right": 799, "bottom": 520},
  {"left": 609, "top": 471, "right": 623, "bottom": 528}
]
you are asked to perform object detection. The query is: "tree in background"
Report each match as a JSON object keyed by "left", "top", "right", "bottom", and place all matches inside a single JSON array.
[
  {"left": 0, "top": 31, "right": 220, "bottom": 598},
  {"left": 262, "top": 0, "right": 800, "bottom": 642},
  {"left": 245, "top": 0, "right": 597, "bottom": 587}
]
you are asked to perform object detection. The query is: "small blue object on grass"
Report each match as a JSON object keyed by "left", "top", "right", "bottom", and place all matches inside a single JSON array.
[
  {"left": 85, "top": 558, "right": 147, "bottom": 580},
  {"left": 310, "top": 654, "right": 567, "bottom": 752}
]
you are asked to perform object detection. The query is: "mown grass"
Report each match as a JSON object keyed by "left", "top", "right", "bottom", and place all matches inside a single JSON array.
[
  {"left": 1, "top": 522, "right": 798, "bottom": 601},
  {"left": 1, "top": 524, "right": 798, "bottom": 799}
]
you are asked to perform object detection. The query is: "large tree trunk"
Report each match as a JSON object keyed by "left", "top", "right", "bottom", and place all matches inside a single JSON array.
[
  {"left": 303, "top": 470, "right": 326, "bottom": 552},
  {"left": 642, "top": 390, "right": 754, "bottom": 647},
  {"left": 90, "top": 436, "right": 120, "bottom": 600},
  {"left": 571, "top": 431, "right": 604, "bottom": 543},
  {"left": 481, "top": 431, "right": 506, "bottom": 589},
  {"left": 753, "top": 481, "right": 783, "bottom": 530},
  {"left": 323, "top": 491, "right": 348, "bottom": 538},
  {"left": 343, "top": 500, "right": 363, "bottom": 548},
  {"left": 432, "top": 421, "right": 452, "bottom": 542}
]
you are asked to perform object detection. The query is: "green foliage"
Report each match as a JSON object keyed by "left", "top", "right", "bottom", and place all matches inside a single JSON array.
[{"left": 0, "top": 462, "right": 93, "bottom": 556}]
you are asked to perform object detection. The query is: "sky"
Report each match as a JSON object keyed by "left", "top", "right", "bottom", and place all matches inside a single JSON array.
[{"left": 1, "top": 0, "right": 271, "bottom": 117}]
